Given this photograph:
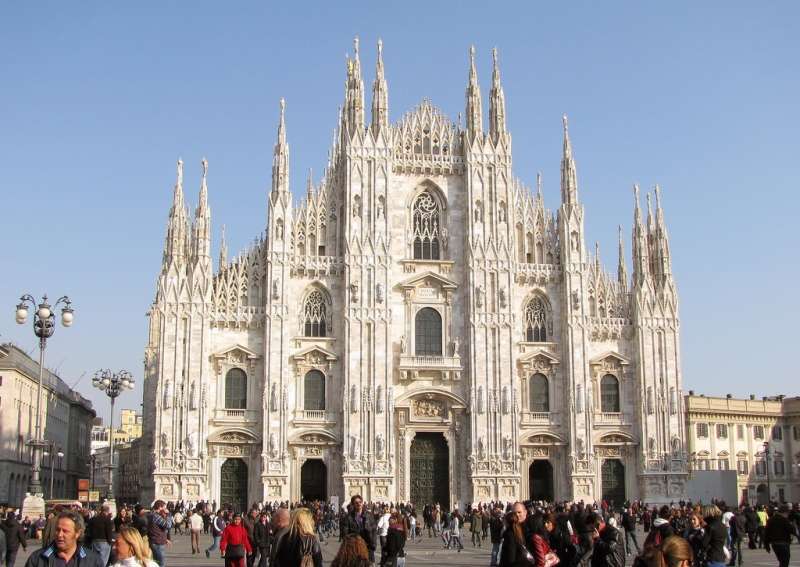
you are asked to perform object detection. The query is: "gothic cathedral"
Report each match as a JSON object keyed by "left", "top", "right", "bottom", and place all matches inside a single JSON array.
[{"left": 141, "top": 40, "right": 688, "bottom": 509}]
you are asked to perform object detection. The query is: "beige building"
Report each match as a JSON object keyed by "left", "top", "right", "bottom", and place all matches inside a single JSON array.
[
  {"left": 0, "top": 343, "right": 95, "bottom": 506},
  {"left": 685, "top": 393, "right": 800, "bottom": 504},
  {"left": 119, "top": 409, "right": 143, "bottom": 439}
]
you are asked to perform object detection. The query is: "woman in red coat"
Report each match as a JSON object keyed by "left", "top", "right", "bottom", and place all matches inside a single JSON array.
[
  {"left": 530, "top": 513, "right": 560, "bottom": 567},
  {"left": 220, "top": 513, "right": 253, "bottom": 567}
]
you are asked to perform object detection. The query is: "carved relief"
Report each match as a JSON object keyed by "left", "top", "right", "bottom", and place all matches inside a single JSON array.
[{"left": 413, "top": 398, "right": 445, "bottom": 418}]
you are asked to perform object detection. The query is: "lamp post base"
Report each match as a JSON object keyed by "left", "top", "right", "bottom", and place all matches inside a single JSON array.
[{"left": 21, "top": 493, "right": 46, "bottom": 517}]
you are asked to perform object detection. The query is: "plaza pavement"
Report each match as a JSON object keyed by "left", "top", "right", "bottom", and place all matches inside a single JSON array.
[{"left": 15, "top": 527, "right": 800, "bottom": 567}]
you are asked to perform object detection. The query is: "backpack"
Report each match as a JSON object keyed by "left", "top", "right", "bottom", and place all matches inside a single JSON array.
[{"left": 299, "top": 536, "right": 317, "bottom": 567}]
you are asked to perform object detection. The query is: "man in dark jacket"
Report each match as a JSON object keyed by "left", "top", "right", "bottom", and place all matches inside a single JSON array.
[
  {"left": 744, "top": 506, "right": 759, "bottom": 549},
  {"left": 147, "top": 500, "right": 174, "bottom": 567},
  {"left": 84, "top": 504, "right": 113, "bottom": 566},
  {"left": 340, "top": 495, "right": 377, "bottom": 563},
  {"left": 23, "top": 511, "right": 103, "bottom": 567},
  {"left": 252, "top": 512, "right": 271, "bottom": 567},
  {"left": 764, "top": 505, "right": 797, "bottom": 567},
  {"left": 131, "top": 506, "right": 148, "bottom": 538},
  {"left": 489, "top": 507, "right": 504, "bottom": 567},
  {"left": 621, "top": 508, "right": 639, "bottom": 555},
  {"left": 594, "top": 518, "right": 625, "bottom": 567},
  {"left": 701, "top": 506, "right": 729, "bottom": 567},
  {"left": 2, "top": 512, "right": 27, "bottom": 567}
]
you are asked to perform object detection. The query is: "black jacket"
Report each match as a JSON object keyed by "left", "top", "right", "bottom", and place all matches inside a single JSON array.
[
  {"left": 253, "top": 521, "right": 271, "bottom": 548},
  {"left": 340, "top": 512, "right": 377, "bottom": 550},
  {"left": 498, "top": 528, "right": 532, "bottom": 567},
  {"left": 593, "top": 526, "right": 625, "bottom": 567},
  {"left": 764, "top": 514, "right": 796, "bottom": 547},
  {"left": 701, "top": 517, "right": 728, "bottom": 564},
  {"left": 2, "top": 519, "right": 27, "bottom": 551},
  {"left": 489, "top": 515, "right": 504, "bottom": 544},
  {"left": 85, "top": 514, "right": 113, "bottom": 545},
  {"left": 23, "top": 544, "right": 104, "bottom": 567}
]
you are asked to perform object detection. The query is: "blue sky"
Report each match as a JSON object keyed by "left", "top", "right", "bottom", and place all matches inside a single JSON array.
[{"left": 1, "top": 2, "right": 798, "bottom": 422}]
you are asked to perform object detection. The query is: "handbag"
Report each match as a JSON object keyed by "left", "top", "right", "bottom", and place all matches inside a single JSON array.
[
  {"left": 225, "top": 544, "right": 246, "bottom": 559},
  {"left": 544, "top": 551, "right": 561, "bottom": 567}
]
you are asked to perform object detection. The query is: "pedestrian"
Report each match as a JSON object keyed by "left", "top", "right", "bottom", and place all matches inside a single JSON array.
[
  {"left": 330, "top": 533, "right": 371, "bottom": 567},
  {"left": 220, "top": 514, "right": 252, "bottom": 567},
  {"left": 764, "top": 505, "right": 796, "bottom": 567},
  {"left": 85, "top": 504, "right": 114, "bottom": 566},
  {"left": 22, "top": 510, "right": 103, "bottom": 567},
  {"left": 700, "top": 505, "right": 728, "bottom": 567},
  {"left": 499, "top": 502, "right": 532, "bottom": 567},
  {"left": 0, "top": 524, "right": 7, "bottom": 567},
  {"left": 188, "top": 510, "right": 203, "bottom": 555},
  {"left": 376, "top": 506, "right": 391, "bottom": 566},
  {"left": 147, "top": 500, "right": 174, "bottom": 567},
  {"left": 383, "top": 513, "right": 407, "bottom": 567},
  {"left": 489, "top": 507, "right": 504, "bottom": 567},
  {"left": 470, "top": 508, "right": 483, "bottom": 548},
  {"left": 206, "top": 511, "right": 227, "bottom": 558},
  {"left": 728, "top": 509, "right": 745, "bottom": 567},
  {"left": 242, "top": 510, "right": 258, "bottom": 567},
  {"left": 109, "top": 527, "right": 159, "bottom": 567},
  {"left": 271, "top": 508, "right": 322, "bottom": 567},
  {"left": 448, "top": 511, "right": 464, "bottom": 552},
  {"left": 2, "top": 511, "right": 27, "bottom": 567},
  {"left": 622, "top": 508, "right": 640, "bottom": 556},
  {"left": 639, "top": 534, "right": 693, "bottom": 567},
  {"left": 171, "top": 511, "right": 183, "bottom": 536},
  {"left": 252, "top": 513, "right": 270, "bottom": 567},
  {"left": 268, "top": 508, "right": 290, "bottom": 567},
  {"left": 529, "top": 513, "right": 559, "bottom": 567},
  {"left": 340, "top": 495, "right": 377, "bottom": 564},
  {"left": 594, "top": 516, "right": 625, "bottom": 567}
]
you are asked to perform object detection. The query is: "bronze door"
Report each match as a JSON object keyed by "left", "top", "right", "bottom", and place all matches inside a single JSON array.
[
  {"left": 601, "top": 458, "right": 626, "bottom": 507},
  {"left": 220, "top": 458, "right": 248, "bottom": 513},
  {"left": 300, "top": 459, "right": 327, "bottom": 501},
  {"left": 410, "top": 432, "right": 449, "bottom": 509},
  {"left": 529, "top": 460, "right": 554, "bottom": 502}
]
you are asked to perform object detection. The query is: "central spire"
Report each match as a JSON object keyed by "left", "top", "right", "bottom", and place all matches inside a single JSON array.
[
  {"left": 488, "top": 47, "right": 507, "bottom": 143},
  {"left": 371, "top": 38, "right": 389, "bottom": 136},
  {"left": 465, "top": 45, "right": 483, "bottom": 140},
  {"left": 271, "top": 98, "right": 290, "bottom": 196},
  {"left": 344, "top": 36, "right": 365, "bottom": 135},
  {"left": 560, "top": 114, "right": 579, "bottom": 206}
]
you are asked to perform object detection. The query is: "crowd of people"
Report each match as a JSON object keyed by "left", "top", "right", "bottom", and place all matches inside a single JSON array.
[{"left": 0, "top": 498, "right": 798, "bottom": 567}]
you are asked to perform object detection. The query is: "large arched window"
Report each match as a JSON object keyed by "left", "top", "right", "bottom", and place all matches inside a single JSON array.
[
  {"left": 302, "top": 289, "right": 328, "bottom": 337},
  {"left": 225, "top": 368, "right": 247, "bottom": 409},
  {"left": 412, "top": 191, "right": 441, "bottom": 260},
  {"left": 304, "top": 370, "right": 325, "bottom": 411},
  {"left": 524, "top": 297, "right": 548, "bottom": 342},
  {"left": 415, "top": 307, "right": 442, "bottom": 356},
  {"left": 600, "top": 374, "right": 620, "bottom": 413},
  {"left": 530, "top": 373, "right": 550, "bottom": 412}
]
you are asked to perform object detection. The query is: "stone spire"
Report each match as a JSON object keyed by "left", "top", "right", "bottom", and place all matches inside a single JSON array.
[
  {"left": 594, "top": 241, "right": 601, "bottom": 272},
  {"left": 560, "top": 114, "right": 579, "bottom": 206},
  {"left": 617, "top": 225, "right": 628, "bottom": 287},
  {"left": 632, "top": 184, "right": 650, "bottom": 287},
  {"left": 306, "top": 168, "right": 314, "bottom": 200},
  {"left": 370, "top": 38, "right": 389, "bottom": 136},
  {"left": 271, "top": 98, "right": 290, "bottom": 197},
  {"left": 536, "top": 171, "right": 543, "bottom": 205},
  {"left": 488, "top": 47, "right": 507, "bottom": 143},
  {"left": 344, "top": 36, "right": 365, "bottom": 135},
  {"left": 652, "top": 185, "right": 672, "bottom": 281},
  {"left": 192, "top": 157, "right": 211, "bottom": 261},
  {"left": 465, "top": 45, "right": 483, "bottom": 140},
  {"left": 163, "top": 158, "right": 189, "bottom": 267},
  {"left": 218, "top": 224, "right": 228, "bottom": 270}
]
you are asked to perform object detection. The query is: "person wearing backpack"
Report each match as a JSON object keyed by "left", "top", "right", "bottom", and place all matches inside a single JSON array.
[
  {"left": 272, "top": 509, "right": 321, "bottom": 567},
  {"left": 206, "top": 511, "right": 227, "bottom": 559}
]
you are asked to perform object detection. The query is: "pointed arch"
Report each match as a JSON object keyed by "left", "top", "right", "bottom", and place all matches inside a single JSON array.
[
  {"left": 523, "top": 293, "right": 551, "bottom": 342},
  {"left": 299, "top": 284, "right": 333, "bottom": 337},
  {"left": 409, "top": 181, "right": 446, "bottom": 260}
]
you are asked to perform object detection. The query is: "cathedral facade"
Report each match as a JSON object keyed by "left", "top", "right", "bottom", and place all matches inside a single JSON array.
[{"left": 141, "top": 40, "right": 688, "bottom": 509}]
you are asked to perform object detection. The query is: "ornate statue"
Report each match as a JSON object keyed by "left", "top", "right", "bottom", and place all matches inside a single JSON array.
[
  {"left": 160, "top": 432, "right": 169, "bottom": 456},
  {"left": 477, "top": 386, "right": 485, "bottom": 414},
  {"left": 189, "top": 381, "right": 198, "bottom": 411},
  {"left": 272, "top": 279, "right": 280, "bottom": 300},
  {"left": 499, "top": 287, "right": 507, "bottom": 308},
  {"left": 502, "top": 386, "right": 511, "bottom": 415},
  {"left": 186, "top": 433, "right": 195, "bottom": 456},
  {"left": 350, "top": 281, "right": 360, "bottom": 303},
  {"left": 576, "top": 437, "right": 585, "bottom": 459},
  {"left": 376, "top": 434, "right": 385, "bottom": 460},
  {"left": 503, "top": 436, "right": 512, "bottom": 460},
  {"left": 162, "top": 382, "right": 171, "bottom": 409},
  {"left": 400, "top": 335, "right": 407, "bottom": 354},
  {"left": 476, "top": 285, "right": 485, "bottom": 308},
  {"left": 478, "top": 437, "right": 486, "bottom": 460},
  {"left": 375, "top": 385, "right": 384, "bottom": 414},
  {"left": 350, "top": 385, "right": 359, "bottom": 413},
  {"left": 269, "top": 383, "right": 278, "bottom": 412},
  {"left": 349, "top": 435, "right": 360, "bottom": 460},
  {"left": 269, "top": 433, "right": 278, "bottom": 457},
  {"left": 452, "top": 337, "right": 460, "bottom": 357},
  {"left": 376, "top": 282, "right": 385, "bottom": 304}
]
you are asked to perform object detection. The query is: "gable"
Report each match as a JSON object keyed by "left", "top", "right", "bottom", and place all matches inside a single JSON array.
[{"left": 398, "top": 270, "right": 458, "bottom": 290}]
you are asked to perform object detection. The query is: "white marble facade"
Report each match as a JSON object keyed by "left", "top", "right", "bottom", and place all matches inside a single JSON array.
[{"left": 141, "top": 40, "right": 688, "bottom": 507}]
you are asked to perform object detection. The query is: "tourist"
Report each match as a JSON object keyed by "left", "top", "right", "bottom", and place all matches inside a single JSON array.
[
  {"left": 171, "top": 510, "right": 183, "bottom": 536},
  {"left": 206, "top": 510, "right": 227, "bottom": 558},
  {"left": 593, "top": 516, "right": 625, "bottom": 567},
  {"left": 341, "top": 495, "right": 377, "bottom": 564},
  {"left": 220, "top": 513, "right": 252, "bottom": 567},
  {"left": 242, "top": 509, "right": 258, "bottom": 567},
  {"left": 188, "top": 510, "right": 203, "bottom": 555},
  {"left": 132, "top": 506, "right": 148, "bottom": 539},
  {"left": 622, "top": 508, "right": 640, "bottom": 556},
  {"left": 268, "top": 508, "right": 290, "bottom": 567},
  {"left": 448, "top": 510, "right": 464, "bottom": 551},
  {"left": 22, "top": 510, "right": 103, "bottom": 567},
  {"left": 110, "top": 527, "right": 159, "bottom": 567},
  {"left": 700, "top": 505, "right": 728, "bottom": 567},
  {"left": 330, "top": 534, "right": 371, "bottom": 567},
  {"left": 529, "top": 513, "right": 558, "bottom": 567},
  {"left": 764, "top": 504, "right": 795, "bottom": 567},
  {"left": 376, "top": 505, "right": 391, "bottom": 566},
  {"left": 684, "top": 513, "right": 705, "bottom": 566},
  {"left": 147, "top": 500, "right": 174, "bottom": 567},
  {"left": 728, "top": 508, "right": 746, "bottom": 567},
  {"left": 271, "top": 508, "right": 322, "bottom": 567},
  {"left": 489, "top": 506, "right": 505, "bottom": 566},
  {"left": 383, "top": 513, "right": 407, "bottom": 567},
  {"left": 499, "top": 502, "right": 532, "bottom": 566},
  {"left": 41, "top": 506, "right": 61, "bottom": 548},
  {"left": 2, "top": 512, "right": 27, "bottom": 567},
  {"left": 640, "top": 534, "right": 693, "bottom": 567},
  {"left": 252, "top": 512, "right": 271, "bottom": 567},
  {"left": 470, "top": 507, "right": 483, "bottom": 547},
  {"left": 85, "top": 504, "right": 114, "bottom": 566}
]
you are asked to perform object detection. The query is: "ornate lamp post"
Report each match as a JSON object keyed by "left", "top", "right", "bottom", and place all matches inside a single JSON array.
[
  {"left": 92, "top": 369, "right": 134, "bottom": 505},
  {"left": 42, "top": 442, "right": 64, "bottom": 499},
  {"left": 763, "top": 441, "right": 771, "bottom": 504},
  {"left": 14, "top": 294, "right": 74, "bottom": 512}
]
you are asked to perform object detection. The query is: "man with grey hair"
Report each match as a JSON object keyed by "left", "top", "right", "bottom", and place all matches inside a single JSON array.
[
  {"left": 85, "top": 504, "right": 113, "bottom": 566},
  {"left": 268, "top": 508, "right": 290, "bottom": 567},
  {"left": 23, "top": 511, "right": 103, "bottom": 567}
]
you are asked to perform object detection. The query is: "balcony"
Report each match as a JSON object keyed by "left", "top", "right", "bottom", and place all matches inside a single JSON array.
[
  {"left": 522, "top": 412, "right": 554, "bottom": 425},
  {"left": 213, "top": 409, "right": 259, "bottom": 423},
  {"left": 399, "top": 355, "right": 462, "bottom": 381},
  {"left": 595, "top": 412, "right": 626, "bottom": 425},
  {"left": 294, "top": 410, "right": 336, "bottom": 425}
]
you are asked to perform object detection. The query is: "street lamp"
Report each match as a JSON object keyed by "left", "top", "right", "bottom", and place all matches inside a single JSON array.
[
  {"left": 42, "top": 443, "right": 64, "bottom": 499},
  {"left": 763, "top": 441, "right": 771, "bottom": 504},
  {"left": 14, "top": 294, "right": 74, "bottom": 510},
  {"left": 87, "top": 452, "right": 97, "bottom": 491},
  {"left": 91, "top": 369, "right": 134, "bottom": 505}
]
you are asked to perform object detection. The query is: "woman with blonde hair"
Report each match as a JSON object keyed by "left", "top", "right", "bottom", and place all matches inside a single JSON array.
[
  {"left": 640, "top": 535, "right": 694, "bottom": 567},
  {"left": 111, "top": 527, "right": 159, "bottom": 567},
  {"left": 272, "top": 508, "right": 322, "bottom": 567}
]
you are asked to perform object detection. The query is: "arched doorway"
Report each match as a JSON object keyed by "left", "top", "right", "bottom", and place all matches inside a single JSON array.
[
  {"left": 601, "top": 459, "right": 626, "bottom": 507},
  {"left": 410, "top": 432, "right": 449, "bottom": 509},
  {"left": 756, "top": 483, "right": 768, "bottom": 505},
  {"left": 529, "top": 460, "right": 554, "bottom": 502},
  {"left": 220, "top": 459, "right": 248, "bottom": 513},
  {"left": 300, "top": 459, "right": 327, "bottom": 502}
]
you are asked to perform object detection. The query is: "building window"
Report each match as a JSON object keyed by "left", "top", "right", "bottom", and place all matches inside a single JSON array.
[
  {"left": 737, "top": 460, "right": 749, "bottom": 475},
  {"left": 794, "top": 426, "right": 800, "bottom": 441},
  {"left": 530, "top": 373, "right": 549, "bottom": 413},
  {"left": 414, "top": 307, "right": 442, "bottom": 356},
  {"left": 696, "top": 423, "right": 709, "bottom": 438},
  {"left": 716, "top": 424, "right": 728, "bottom": 439},
  {"left": 224, "top": 368, "right": 247, "bottom": 409},
  {"left": 523, "top": 297, "right": 547, "bottom": 342},
  {"left": 753, "top": 425, "right": 764, "bottom": 440},
  {"left": 412, "top": 191, "right": 441, "bottom": 260},
  {"left": 302, "top": 289, "right": 328, "bottom": 337},
  {"left": 774, "top": 460, "right": 785, "bottom": 476},
  {"left": 772, "top": 426, "right": 782, "bottom": 440},
  {"left": 737, "top": 425, "right": 744, "bottom": 439},
  {"left": 600, "top": 375, "right": 620, "bottom": 413},
  {"left": 718, "top": 459, "right": 730, "bottom": 470},
  {"left": 755, "top": 460, "right": 767, "bottom": 476},
  {"left": 303, "top": 370, "right": 325, "bottom": 411}
]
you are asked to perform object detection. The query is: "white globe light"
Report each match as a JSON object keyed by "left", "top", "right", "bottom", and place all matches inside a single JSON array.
[
  {"left": 102, "top": 378, "right": 111, "bottom": 386},
  {"left": 38, "top": 306, "right": 51, "bottom": 319},
  {"left": 16, "top": 307, "right": 28, "bottom": 324},
  {"left": 61, "top": 310, "right": 74, "bottom": 327}
]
